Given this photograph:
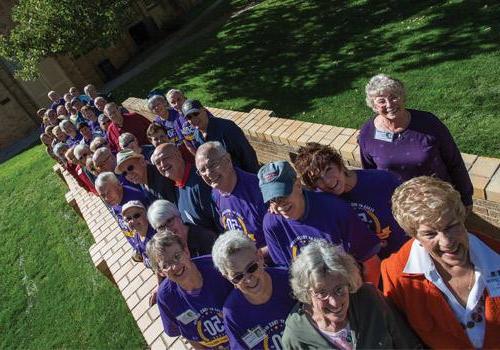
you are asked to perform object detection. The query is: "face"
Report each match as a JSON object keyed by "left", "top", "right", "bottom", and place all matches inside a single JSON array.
[
  {"left": 153, "top": 147, "right": 183, "bottom": 180},
  {"left": 151, "top": 99, "right": 169, "bottom": 117},
  {"left": 186, "top": 109, "right": 208, "bottom": 130},
  {"left": 105, "top": 105, "right": 122, "bottom": 124},
  {"left": 94, "top": 152, "right": 115, "bottom": 173},
  {"left": 119, "top": 158, "right": 146, "bottom": 184},
  {"left": 69, "top": 87, "right": 78, "bottom": 97},
  {"left": 157, "top": 215, "right": 186, "bottom": 240},
  {"left": 55, "top": 129, "right": 67, "bottom": 142},
  {"left": 168, "top": 92, "right": 185, "bottom": 111},
  {"left": 224, "top": 249, "right": 265, "bottom": 297},
  {"left": 157, "top": 243, "right": 192, "bottom": 284},
  {"left": 56, "top": 106, "right": 67, "bottom": 116},
  {"left": 195, "top": 151, "right": 233, "bottom": 192},
  {"left": 97, "top": 182, "right": 123, "bottom": 206},
  {"left": 415, "top": 213, "right": 469, "bottom": 269},
  {"left": 80, "top": 126, "right": 92, "bottom": 140},
  {"left": 82, "top": 108, "right": 97, "bottom": 121},
  {"left": 122, "top": 207, "right": 148, "bottom": 235},
  {"left": 310, "top": 272, "right": 350, "bottom": 327},
  {"left": 270, "top": 180, "right": 305, "bottom": 220},
  {"left": 72, "top": 100, "right": 83, "bottom": 111},
  {"left": 41, "top": 134, "right": 52, "bottom": 146},
  {"left": 372, "top": 90, "right": 405, "bottom": 120},
  {"left": 49, "top": 92, "right": 59, "bottom": 102},
  {"left": 99, "top": 118, "right": 111, "bottom": 131},
  {"left": 150, "top": 131, "right": 169, "bottom": 147},
  {"left": 95, "top": 98, "right": 106, "bottom": 111},
  {"left": 76, "top": 149, "right": 92, "bottom": 165},
  {"left": 121, "top": 138, "right": 141, "bottom": 153},
  {"left": 314, "top": 163, "right": 346, "bottom": 195}
]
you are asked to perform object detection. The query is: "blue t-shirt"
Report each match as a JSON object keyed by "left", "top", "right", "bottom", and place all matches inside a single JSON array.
[
  {"left": 212, "top": 167, "right": 268, "bottom": 248},
  {"left": 263, "top": 190, "right": 380, "bottom": 267},
  {"left": 157, "top": 256, "right": 233, "bottom": 348},
  {"left": 223, "top": 268, "right": 295, "bottom": 350},
  {"left": 339, "top": 169, "right": 409, "bottom": 259}
]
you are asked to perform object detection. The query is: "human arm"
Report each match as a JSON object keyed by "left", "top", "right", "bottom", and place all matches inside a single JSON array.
[
  {"left": 225, "top": 121, "right": 259, "bottom": 173},
  {"left": 358, "top": 121, "right": 377, "bottom": 169}
]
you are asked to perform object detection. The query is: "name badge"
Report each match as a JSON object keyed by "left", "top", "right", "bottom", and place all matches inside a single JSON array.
[
  {"left": 242, "top": 325, "right": 266, "bottom": 348},
  {"left": 176, "top": 309, "right": 200, "bottom": 325},
  {"left": 485, "top": 270, "right": 500, "bottom": 297},
  {"left": 374, "top": 129, "right": 394, "bottom": 142}
]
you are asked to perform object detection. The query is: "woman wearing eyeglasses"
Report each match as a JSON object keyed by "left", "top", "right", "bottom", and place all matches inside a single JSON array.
[
  {"left": 359, "top": 74, "right": 473, "bottom": 210},
  {"left": 147, "top": 232, "right": 233, "bottom": 349},
  {"left": 282, "top": 241, "right": 421, "bottom": 349},
  {"left": 212, "top": 230, "right": 296, "bottom": 350}
]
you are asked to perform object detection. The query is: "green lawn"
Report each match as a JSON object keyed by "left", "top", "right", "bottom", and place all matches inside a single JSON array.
[
  {"left": 0, "top": 145, "right": 145, "bottom": 349},
  {"left": 113, "top": 0, "right": 500, "bottom": 158}
]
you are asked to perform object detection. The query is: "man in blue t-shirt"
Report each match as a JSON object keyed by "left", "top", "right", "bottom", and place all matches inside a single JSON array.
[
  {"left": 195, "top": 141, "right": 268, "bottom": 250},
  {"left": 258, "top": 161, "right": 381, "bottom": 285}
]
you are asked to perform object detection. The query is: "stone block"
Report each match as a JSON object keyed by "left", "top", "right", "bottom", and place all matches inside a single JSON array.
[
  {"left": 330, "top": 134, "right": 350, "bottom": 152},
  {"left": 65, "top": 191, "right": 83, "bottom": 218},
  {"left": 461, "top": 153, "right": 478, "bottom": 171},
  {"left": 469, "top": 157, "right": 500, "bottom": 179},
  {"left": 470, "top": 175, "right": 490, "bottom": 200},
  {"left": 143, "top": 316, "right": 164, "bottom": 345},
  {"left": 485, "top": 168, "right": 500, "bottom": 203}
]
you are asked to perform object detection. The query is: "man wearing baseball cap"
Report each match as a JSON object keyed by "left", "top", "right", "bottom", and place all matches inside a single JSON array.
[
  {"left": 115, "top": 149, "right": 176, "bottom": 203},
  {"left": 258, "top": 160, "right": 381, "bottom": 285},
  {"left": 182, "top": 99, "right": 259, "bottom": 173}
]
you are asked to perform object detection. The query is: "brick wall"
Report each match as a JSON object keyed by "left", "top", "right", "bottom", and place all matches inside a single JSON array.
[{"left": 122, "top": 97, "right": 500, "bottom": 228}]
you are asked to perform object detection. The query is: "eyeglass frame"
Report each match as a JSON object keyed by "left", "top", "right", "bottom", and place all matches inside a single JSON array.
[
  {"left": 310, "top": 284, "right": 349, "bottom": 301},
  {"left": 196, "top": 155, "right": 227, "bottom": 176},
  {"left": 229, "top": 261, "right": 260, "bottom": 284}
]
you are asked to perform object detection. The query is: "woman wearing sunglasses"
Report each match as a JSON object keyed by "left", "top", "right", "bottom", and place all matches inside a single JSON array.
[
  {"left": 147, "top": 232, "right": 233, "bottom": 349},
  {"left": 282, "top": 241, "right": 421, "bottom": 349},
  {"left": 212, "top": 230, "right": 296, "bottom": 349}
]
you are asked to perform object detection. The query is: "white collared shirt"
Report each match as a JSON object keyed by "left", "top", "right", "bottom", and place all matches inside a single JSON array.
[{"left": 403, "top": 233, "right": 500, "bottom": 349}]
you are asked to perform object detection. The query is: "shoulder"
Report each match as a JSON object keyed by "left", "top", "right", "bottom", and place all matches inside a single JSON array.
[
  {"left": 157, "top": 278, "right": 176, "bottom": 302},
  {"left": 409, "top": 109, "right": 448, "bottom": 130},
  {"left": 223, "top": 289, "right": 245, "bottom": 312},
  {"left": 357, "top": 169, "right": 400, "bottom": 187},
  {"left": 307, "top": 190, "right": 351, "bottom": 211},
  {"left": 359, "top": 117, "right": 375, "bottom": 136},
  {"left": 284, "top": 302, "right": 306, "bottom": 331},
  {"left": 381, "top": 239, "right": 414, "bottom": 278},
  {"left": 263, "top": 212, "right": 282, "bottom": 228}
]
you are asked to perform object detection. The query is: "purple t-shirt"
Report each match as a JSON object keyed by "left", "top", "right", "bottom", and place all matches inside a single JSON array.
[
  {"left": 129, "top": 225, "right": 156, "bottom": 268},
  {"left": 358, "top": 109, "right": 473, "bottom": 206},
  {"left": 223, "top": 268, "right": 294, "bottom": 350},
  {"left": 66, "top": 133, "right": 83, "bottom": 147},
  {"left": 263, "top": 190, "right": 380, "bottom": 267},
  {"left": 340, "top": 169, "right": 408, "bottom": 259},
  {"left": 212, "top": 168, "right": 268, "bottom": 248},
  {"left": 154, "top": 109, "right": 183, "bottom": 145},
  {"left": 157, "top": 256, "right": 233, "bottom": 348},
  {"left": 175, "top": 112, "right": 199, "bottom": 149}
]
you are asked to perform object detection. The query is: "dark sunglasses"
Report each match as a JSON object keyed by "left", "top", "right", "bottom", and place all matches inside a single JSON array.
[
  {"left": 122, "top": 164, "right": 135, "bottom": 177},
  {"left": 124, "top": 212, "right": 141, "bottom": 221},
  {"left": 186, "top": 112, "right": 200, "bottom": 120},
  {"left": 230, "top": 261, "right": 259, "bottom": 284}
]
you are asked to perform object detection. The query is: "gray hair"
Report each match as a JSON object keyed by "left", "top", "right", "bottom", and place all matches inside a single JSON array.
[
  {"left": 147, "top": 94, "right": 167, "bottom": 112},
  {"left": 84, "top": 84, "right": 96, "bottom": 96},
  {"left": 146, "top": 231, "right": 186, "bottom": 273},
  {"left": 365, "top": 74, "right": 406, "bottom": 110},
  {"left": 118, "top": 132, "right": 136, "bottom": 148},
  {"left": 97, "top": 113, "right": 109, "bottom": 123},
  {"left": 147, "top": 199, "right": 181, "bottom": 230},
  {"left": 59, "top": 119, "right": 74, "bottom": 132},
  {"left": 90, "top": 136, "right": 108, "bottom": 152},
  {"left": 53, "top": 142, "right": 69, "bottom": 160},
  {"left": 289, "top": 241, "right": 362, "bottom": 304},
  {"left": 166, "top": 89, "right": 184, "bottom": 101},
  {"left": 196, "top": 141, "right": 228, "bottom": 161},
  {"left": 95, "top": 171, "right": 120, "bottom": 189},
  {"left": 212, "top": 230, "right": 257, "bottom": 276},
  {"left": 74, "top": 144, "right": 90, "bottom": 161}
]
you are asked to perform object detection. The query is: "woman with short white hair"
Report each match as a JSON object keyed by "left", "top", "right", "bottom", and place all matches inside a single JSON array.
[
  {"left": 212, "top": 230, "right": 295, "bottom": 349},
  {"left": 282, "top": 241, "right": 420, "bottom": 349}
]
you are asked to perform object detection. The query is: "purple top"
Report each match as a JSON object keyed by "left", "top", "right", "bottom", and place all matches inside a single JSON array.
[
  {"left": 175, "top": 112, "right": 199, "bottom": 150},
  {"left": 154, "top": 109, "right": 183, "bottom": 146},
  {"left": 66, "top": 133, "right": 83, "bottom": 147},
  {"left": 157, "top": 256, "right": 233, "bottom": 348},
  {"left": 340, "top": 169, "right": 408, "bottom": 259},
  {"left": 129, "top": 225, "right": 156, "bottom": 268},
  {"left": 212, "top": 167, "right": 268, "bottom": 248},
  {"left": 263, "top": 190, "right": 380, "bottom": 267},
  {"left": 359, "top": 109, "right": 473, "bottom": 206},
  {"left": 223, "top": 267, "right": 295, "bottom": 350}
]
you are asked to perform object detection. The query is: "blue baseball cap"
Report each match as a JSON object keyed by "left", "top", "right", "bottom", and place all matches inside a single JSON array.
[{"left": 258, "top": 161, "right": 297, "bottom": 203}]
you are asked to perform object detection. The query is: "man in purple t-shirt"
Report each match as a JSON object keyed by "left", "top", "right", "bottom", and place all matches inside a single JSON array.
[
  {"left": 195, "top": 141, "right": 268, "bottom": 249},
  {"left": 258, "top": 161, "right": 381, "bottom": 285}
]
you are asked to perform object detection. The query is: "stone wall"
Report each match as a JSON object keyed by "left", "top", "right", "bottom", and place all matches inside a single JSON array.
[{"left": 122, "top": 97, "right": 500, "bottom": 228}]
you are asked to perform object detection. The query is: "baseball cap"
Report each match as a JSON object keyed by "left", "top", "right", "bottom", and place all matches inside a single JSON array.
[
  {"left": 122, "top": 200, "right": 145, "bottom": 214},
  {"left": 115, "top": 149, "right": 144, "bottom": 174},
  {"left": 182, "top": 99, "right": 203, "bottom": 117},
  {"left": 258, "top": 161, "right": 297, "bottom": 203}
]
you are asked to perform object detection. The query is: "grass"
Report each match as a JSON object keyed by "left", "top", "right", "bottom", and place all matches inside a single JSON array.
[
  {"left": 113, "top": 0, "right": 500, "bottom": 158},
  {"left": 0, "top": 145, "right": 145, "bottom": 349}
]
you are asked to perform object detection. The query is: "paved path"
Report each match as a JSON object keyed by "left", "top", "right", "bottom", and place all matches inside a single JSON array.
[{"left": 0, "top": 130, "right": 39, "bottom": 165}]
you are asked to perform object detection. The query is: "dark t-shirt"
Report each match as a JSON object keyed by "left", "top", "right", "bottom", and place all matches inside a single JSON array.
[
  {"left": 186, "top": 224, "right": 216, "bottom": 257},
  {"left": 141, "top": 163, "right": 176, "bottom": 203}
]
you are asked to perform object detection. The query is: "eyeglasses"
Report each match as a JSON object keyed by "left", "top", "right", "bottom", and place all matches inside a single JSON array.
[
  {"left": 196, "top": 157, "right": 226, "bottom": 176},
  {"left": 157, "top": 216, "right": 177, "bottom": 232},
  {"left": 310, "top": 285, "right": 348, "bottom": 301},
  {"left": 124, "top": 212, "right": 142, "bottom": 222},
  {"left": 186, "top": 112, "right": 200, "bottom": 120},
  {"left": 269, "top": 196, "right": 290, "bottom": 206},
  {"left": 374, "top": 95, "right": 400, "bottom": 106},
  {"left": 230, "top": 261, "right": 259, "bottom": 284},
  {"left": 160, "top": 251, "right": 184, "bottom": 269},
  {"left": 122, "top": 164, "right": 135, "bottom": 177}
]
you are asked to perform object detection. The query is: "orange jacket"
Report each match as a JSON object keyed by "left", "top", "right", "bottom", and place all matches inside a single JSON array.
[{"left": 381, "top": 236, "right": 500, "bottom": 349}]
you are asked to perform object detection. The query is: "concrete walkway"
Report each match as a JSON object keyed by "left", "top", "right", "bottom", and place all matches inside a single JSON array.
[{"left": 0, "top": 129, "right": 39, "bottom": 165}]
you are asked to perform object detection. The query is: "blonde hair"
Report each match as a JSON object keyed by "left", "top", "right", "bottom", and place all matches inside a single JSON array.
[{"left": 391, "top": 176, "right": 466, "bottom": 237}]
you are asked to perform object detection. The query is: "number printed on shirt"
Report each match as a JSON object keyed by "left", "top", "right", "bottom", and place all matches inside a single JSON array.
[{"left": 203, "top": 315, "right": 225, "bottom": 336}]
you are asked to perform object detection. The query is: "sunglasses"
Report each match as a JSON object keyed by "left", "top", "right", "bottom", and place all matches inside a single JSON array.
[
  {"left": 157, "top": 216, "right": 176, "bottom": 232},
  {"left": 124, "top": 212, "right": 142, "bottom": 222},
  {"left": 122, "top": 164, "right": 135, "bottom": 177},
  {"left": 186, "top": 112, "right": 200, "bottom": 120},
  {"left": 230, "top": 261, "right": 259, "bottom": 284}
]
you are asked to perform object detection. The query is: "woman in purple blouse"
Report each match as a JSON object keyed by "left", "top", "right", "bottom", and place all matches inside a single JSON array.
[{"left": 358, "top": 74, "right": 473, "bottom": 210}]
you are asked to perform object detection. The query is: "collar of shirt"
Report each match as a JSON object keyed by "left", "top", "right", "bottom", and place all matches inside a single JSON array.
[{"left": 176, "top": 161, "right": 192, "bottom": 188}]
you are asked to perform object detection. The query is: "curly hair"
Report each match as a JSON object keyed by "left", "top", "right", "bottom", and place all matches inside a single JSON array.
[
  {"left": 293, "top": 142, "right": 346, "bottom": 189},
  {"left": 365, "top": 74, "right": 406, "bottom": 111}
]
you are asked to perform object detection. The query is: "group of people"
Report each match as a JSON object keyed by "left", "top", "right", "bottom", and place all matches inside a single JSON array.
[{"left": 38, "top": 74, "right": 499, "bottom": 349}]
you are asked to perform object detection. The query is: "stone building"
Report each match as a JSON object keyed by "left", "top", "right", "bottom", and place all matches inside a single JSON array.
[{"left": 0, "top": 0, "right": 200, "bottom": 150}]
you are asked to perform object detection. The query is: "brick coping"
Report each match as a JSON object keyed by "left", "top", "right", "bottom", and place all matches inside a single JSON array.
[{"left": 122, "top": 97, "right": 500, "bottom": 204}]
